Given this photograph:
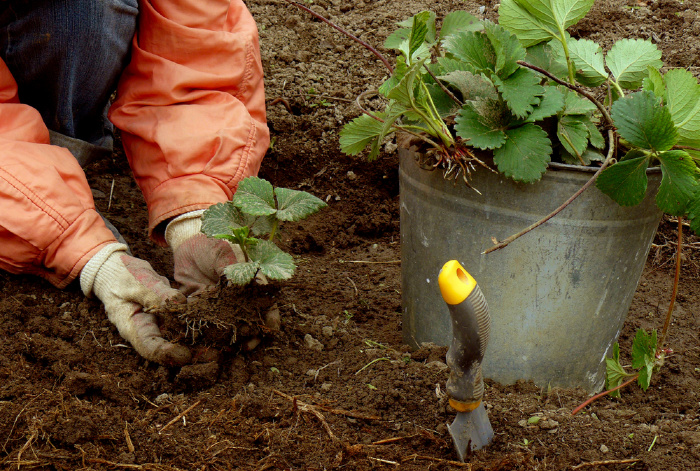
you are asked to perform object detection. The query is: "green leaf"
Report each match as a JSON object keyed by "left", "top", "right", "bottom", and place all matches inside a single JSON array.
[
  {"left": 656, "top": 150, "right": 700, "bottom": 216},
  {"left": 643, "top": 66, "right": 666, "bottom": 98},
  {"left": 275, "top": 188, "right": 327, "bottom": 222},
  {"left": 631, "top": 329, "right": 657, "bottom": 391},
  {"left": 233, "top": 177, "right": 277, "bottom": 217},
  {"left": 434, "top": 56, "right": 474, "bottom": 75},
  {"left": 454, "top": 102, "right": 507, "bottom": 150},
  {"left": 524, "top": 85, "right": 565, "bottom": 123},
  {"left": 386, "top": 60, "right": 426, "bottom": 106},
  {"left": 561, "top": 88, "right": 597, "bottom": 115},
  {"left": 524, "top": 42, "right": 569, "bottom": 80},
  {"left": 378, "top": 56, "right": 408, "bottom": 97},
  {"left": 585, "top": 119, "right": 605, "bottom": 149},
  {"left": 688, "top": 189, "right": 700, "bottom": 235},
  {"left": 631, "top": 329, "right": 657, "bottom": 369},
  {"left": 557, "top": 115, "right": 589, "bottom": 159},
  {"left": 388, "top": 12, "right": 436, "bottom": 62},
  {"left": 560, "top": 147, "right": 605, "bottom": 166},
  {"left": 611, "top": 91, "right": 679, "bottom": 152},
  {"left": 618, "top": 149, "right": 647, "bottom": 162},
  {"left": 596, "top": 154, "right": 650, "bottom": 206},
  {"left": 201, "top": 202, "right": 244, "bottom": 238},
  {"left": 568, "top": 38, "right": 607, "bottom": 87},
  {"left": 439, "top": 11, "right": 483, "bottom": 42},
  {"left": 409, "top": 11, "right": 432, "bottom": 59},
  {"left": 437, "top": 70, "right": 497, "bottom": 102},
  {"left": 368, "top": 103, "right": 409, "bottom": 160},
  {"left": 663, "top": 68, "right": 700, "bottom": 145},
  {"left": 443, "top": 31, "right": 496, "bottom": 75},
  {"left": 484, "top": 21, "right": 526, "bottom": 79},
  {"left": 605, "top": 343, "right": 627, "bottom": 398},
  {"left": 398, "top": 11, "right": 437, "bottom": 43},
  {"left": 223, "top": 261, "right": 259, "bottom": 286},
  {"left": 493, "top": 67, "right": 544, "bottom": 119},
  {"left": 494, "top": 123, "right": 552, "bottom": 182},
  {"left": 425, "top": 83, "right": 460, "bottom": 118},
  {"left": 499, "top": 0, "right": 595, "bottom": 47},
  {"left": 606, "top": 38, "right": 662, "bottom": 89},
  {"left": 546, "top": 0, "right": 596, "bottom": 29},
  {"left": 250, "top": 240, "right": 296, "bottom": 281},
  {"left": 384, "top": 27, "right": 411, "bottom": 52},
  {"left": 249, "top": 215, "right": 276, "bottom": 238},
  {"left": 340, "top": 113, "right": 385, "bottom": 156},
  {"left": 499, "top": 0, "right": 557, "bottom": 47}
]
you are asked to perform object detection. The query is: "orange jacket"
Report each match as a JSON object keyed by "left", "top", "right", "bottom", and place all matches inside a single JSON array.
[{"left": 0, "top": 0, "right": 269, "bottom": 288}]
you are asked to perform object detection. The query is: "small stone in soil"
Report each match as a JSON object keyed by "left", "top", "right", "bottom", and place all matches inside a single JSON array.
[{"left": 304, "top": 334, "right": 324, "bottom": 351}]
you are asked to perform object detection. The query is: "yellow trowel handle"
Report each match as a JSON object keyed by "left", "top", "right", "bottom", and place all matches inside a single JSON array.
[{"left": 438, "top": 260, "right": 491, "bottom": 412}]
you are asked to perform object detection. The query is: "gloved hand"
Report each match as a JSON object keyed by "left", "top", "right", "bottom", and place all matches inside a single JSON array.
[
  {"left": 165, "top": 210, "right": 242, "bottom": 297},
  {"left": 80, "top": 243, "right": 192, "bottom": 365}
]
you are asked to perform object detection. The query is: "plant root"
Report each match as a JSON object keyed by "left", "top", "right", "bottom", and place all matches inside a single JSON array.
[{"left": 273, "top": 390, "right": 337, "bottom": 441}]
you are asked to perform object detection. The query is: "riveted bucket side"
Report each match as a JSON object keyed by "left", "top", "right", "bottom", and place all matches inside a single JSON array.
[{"left": 399, "top": 149, "right": 663, "bottom": 392}]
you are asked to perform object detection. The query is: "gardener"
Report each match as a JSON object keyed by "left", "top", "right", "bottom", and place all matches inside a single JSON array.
[{"left": 0, "top": 0, "right": 269, "bottom": 365}]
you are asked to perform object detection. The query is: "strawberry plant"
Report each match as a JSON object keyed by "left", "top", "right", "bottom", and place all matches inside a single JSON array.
[
  {"left": 201, "top": 177, "right": 326, "bottom": 286},
  {"left": 338, "top": 0, "right": 700, "bottom": 233}
]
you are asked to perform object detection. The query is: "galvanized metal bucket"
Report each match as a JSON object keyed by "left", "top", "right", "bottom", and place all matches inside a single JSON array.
[{"left": 399, "top": 148, "right": 663, "bottom": 392}]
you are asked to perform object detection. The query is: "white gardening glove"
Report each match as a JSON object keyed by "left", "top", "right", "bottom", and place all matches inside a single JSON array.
[
  {"left": 165, "top": 210, "right": 243, "bottom": 297},
  {"left": 80, "top": 243, "right": 192, "bottom": 365}
]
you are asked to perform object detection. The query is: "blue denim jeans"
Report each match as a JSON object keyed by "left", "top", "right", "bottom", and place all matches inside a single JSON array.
[{"left": 0, "top": 0, "right": 138, "bottom": 166}]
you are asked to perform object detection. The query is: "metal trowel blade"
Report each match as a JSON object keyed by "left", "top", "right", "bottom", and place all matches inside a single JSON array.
[{"left": 447, "top": 402, "right": 494, "bottom": 462}]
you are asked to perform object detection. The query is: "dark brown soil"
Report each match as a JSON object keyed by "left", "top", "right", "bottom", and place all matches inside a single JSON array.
[{"left": 2, "top": 1, "right": 700, "bottom": 470}]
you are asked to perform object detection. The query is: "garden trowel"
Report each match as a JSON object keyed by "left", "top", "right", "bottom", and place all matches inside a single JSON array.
[{"left": 438, "top": 260, "right": 494, "bottom": 461}]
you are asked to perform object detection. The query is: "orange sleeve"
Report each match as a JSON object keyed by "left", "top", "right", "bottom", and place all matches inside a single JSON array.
[
  {"left": 0, "top": 60, "right": 117, "bottom": 288},
  {"left": 109, "top": 0, "right": 270, "bottom": 245}
]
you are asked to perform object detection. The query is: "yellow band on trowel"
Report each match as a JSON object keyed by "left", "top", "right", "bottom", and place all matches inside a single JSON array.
[
  {"left": 449, "top": 398, "right": 481, "bottom": 413},
  {"left": 438, "top": 260, "right": 477, "bottom": 305}
]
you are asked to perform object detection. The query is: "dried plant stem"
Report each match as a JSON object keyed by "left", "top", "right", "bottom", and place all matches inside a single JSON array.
[
  {"left": 273, "top": 390, "right": 337, "bottom": 441},
  {"left": 658, "top": 217, "right": 683, "bottom": 354},
  {"left": 483, "top": 129, "right": 615, "bottom": 255},
  {"left": 423, "top": 64, "right": 463, "bottom": 106},
  {"left": 158, "top": 400, "right": 201, "bottom": 434},
  {"left": 571, "top": 374, "right": 639, "bottom": 416},
  {"left": 281, "top": 0, "right": 393, "bottom": 74}
]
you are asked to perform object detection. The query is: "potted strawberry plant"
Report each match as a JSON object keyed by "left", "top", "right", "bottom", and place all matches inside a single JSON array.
[{"left": 335, "top": 0, "right": 700, "bottom": 392}]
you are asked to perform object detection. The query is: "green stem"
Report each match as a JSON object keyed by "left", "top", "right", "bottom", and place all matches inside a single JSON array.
[
  {"left": 268, "top": 219, "right": 280, "bottom": 241},
  {"left": 559, "top": 132, "right": 586, "bottom": 165},
  {"left": 240, "top": 243, "right": 251, "bottom": 263},
  {"left": 421, "top": 82, "right": 454, "bottom": 147},
  {"left": 556, "top": 29, "right": 577, "bottom": 85},
  {"left": 393, "top": 125, "right": 444, "bottom": 149},
  {"left": 407, "top": 85, "right": 453, "bottom": 148},
  {"left": 612, "top": 80, "right": 625, "bottom": 99}
]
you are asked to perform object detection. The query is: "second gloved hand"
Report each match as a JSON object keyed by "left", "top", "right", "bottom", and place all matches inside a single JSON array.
[
  {"left": 80, "top": 243, "right": 192, "bottom": 366},
  {"left": 165, "top": 210, "right": 241, "bottom": 297}
]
